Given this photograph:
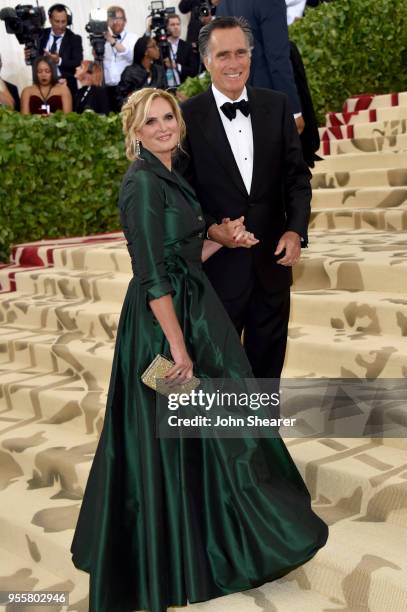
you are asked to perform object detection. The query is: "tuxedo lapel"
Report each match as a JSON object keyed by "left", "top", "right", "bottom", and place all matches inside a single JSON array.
[{"left": 196, "top": 89, "right": 248, "bottom": 197}]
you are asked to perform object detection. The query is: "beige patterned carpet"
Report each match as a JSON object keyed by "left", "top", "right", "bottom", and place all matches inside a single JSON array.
[{"left": 0, "top": 91, "right": 407, "bottom": 611}]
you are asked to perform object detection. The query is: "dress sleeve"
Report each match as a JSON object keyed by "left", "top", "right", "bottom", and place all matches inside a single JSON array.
[{"left": 119, "top": 169, "right": 174, "bottom": 302}]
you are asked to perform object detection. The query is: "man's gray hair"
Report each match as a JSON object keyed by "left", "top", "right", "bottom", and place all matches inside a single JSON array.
[{"left": 199, "top": 16, "right": 254, "bottom": 61}]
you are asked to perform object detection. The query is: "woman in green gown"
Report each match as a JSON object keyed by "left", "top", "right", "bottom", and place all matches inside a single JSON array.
[{"left": 70, "top": 88, "right": 328, "bottom": 612}]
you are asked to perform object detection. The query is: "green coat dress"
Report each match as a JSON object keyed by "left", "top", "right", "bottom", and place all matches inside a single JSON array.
[{"left": 70, "top": 149, "right": 328, "bottom": 612}]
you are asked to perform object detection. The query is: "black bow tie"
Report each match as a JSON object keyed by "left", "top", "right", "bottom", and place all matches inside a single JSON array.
[{"left": 220, "top": 99, "right": 250, "bottom": 121}]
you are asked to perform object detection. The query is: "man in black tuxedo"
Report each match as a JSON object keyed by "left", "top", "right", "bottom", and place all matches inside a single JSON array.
[
  {"left": 180, "top": 17, "right": 311, "bottom": 378},
  {"left": 38, "top": 4, "right": 83, "bottom": 96},
  {"left": 217, "top": 0, "right": 304, "bottom": 134},
  {"left": 165, "top": 14, "right": 199, "bottom": 83}
]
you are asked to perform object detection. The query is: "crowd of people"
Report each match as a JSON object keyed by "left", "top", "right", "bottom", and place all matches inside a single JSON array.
[{"left": 0, "top": 1, "right": 331, "bottom": 126}]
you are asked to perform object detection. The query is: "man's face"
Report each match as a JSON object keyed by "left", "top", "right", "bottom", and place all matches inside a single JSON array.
[
  {"left": 167, "top": 17, "right": 181, "bottom": 39},
  {"left": 108, "top": 10, "right": 126, "bottom": 35},
  {"left": 50, "top": 10, "right": 68, "bottom": 36},
  {"left": 204, "top": 27, "right": 251, "bottom": 100}
]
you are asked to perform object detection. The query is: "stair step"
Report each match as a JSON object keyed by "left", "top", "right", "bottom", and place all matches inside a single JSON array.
[
  {"left": 310, "top": 208, "right": 407, "bottom": 231},
  {"left": 0, "top": 295, "right": 120, "bottom": 341},
  {"left": 318, "top": 133, "right": 407, "bottom": 157},
  {"left": 319, "top": 118, "right": 407, "bottom": 140},
  {"left": 0, "top": 328, "right": 114, "bottom": 387},
  {"left": 290, "top": 290, "right": 407, "bottom": 337},
  {"left": 0, "top": 547, "right": 89, "bottom": 611},
  {"left": 311, "top": 186, "right": 407, "bottom": 209},
  {"left": 312, "top": 166, "right": 407, "bottom": 189},
  {"left": 297, "top": 519, "right": 407, "bottom": 610},
  {"left": 314, "top": 151, "right": 407, "bottom": 173},
  {"left": 52, "top": 241, "right": 130, "bottom": 273},
  {"left": 0, "top": 371, "right": 106, "bottom": 437},
  {"left": 326, "top": 105, "right": 407, "bottom": 126},
  {"left": 287, "top": 438, "right": 407, "bottom": 528},
  {"left": 11, "top": 270, "right": 130, "bottom": 304},
  {"left": 284, "top": 324, "right": 407, "bottom": 377}
]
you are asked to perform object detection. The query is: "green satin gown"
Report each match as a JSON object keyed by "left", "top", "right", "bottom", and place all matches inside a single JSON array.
[{"left": 70, "top": 149, "right": 328, "bottom": 612}]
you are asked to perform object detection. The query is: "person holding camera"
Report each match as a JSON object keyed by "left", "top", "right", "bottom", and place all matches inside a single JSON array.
[
  {"left": 103, "top": 6, "right": 138, "bottom": 113},
  {"left": 116, "top": 36, "right": 166, "bottom": 109},
  {"left": 33, "top": 3, "right": 83, "bottom": 98},
  {"left": 163, "top": 14, "right": 198, "bottom": 85},
  {"left": 178, "top": 0, "right": 221, "bottom": 47}
]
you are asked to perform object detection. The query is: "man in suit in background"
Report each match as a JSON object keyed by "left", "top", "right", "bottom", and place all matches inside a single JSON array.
[
  {"left": 38, "top": 3, "right": 83, "bottom": 97},
  {"left": 165, "top": 14, "right": 199, "bottom": 84},
  {"left": 217, "top": 0, "right": 305, "bottom": 134},
  {"left": 180, "top": 17, "right": 311, "bottom": 378}
]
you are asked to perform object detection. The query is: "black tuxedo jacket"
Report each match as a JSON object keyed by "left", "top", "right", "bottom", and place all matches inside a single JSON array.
[
  {"left": 173, "top": 39, "right": 198, "bottom": 82},
  {"left": 39, "top": 28, "right": 83, "bottom": 91},
  {"left": 180, "top": 86, "right": 311, "bottom": 300},
  {"left": 4, "top": 80, "right": 20, "bottom": 111}
]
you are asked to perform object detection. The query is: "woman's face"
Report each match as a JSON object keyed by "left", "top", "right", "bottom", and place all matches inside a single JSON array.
[
  {"left": 37, "top": 61, "right": 52, "bottom": 86},
  {"left": 145, "top": 39, "right": 160, "bottom": 62},
  {"left": 136, "top": 97, "right": 179, "bottom": 158}
]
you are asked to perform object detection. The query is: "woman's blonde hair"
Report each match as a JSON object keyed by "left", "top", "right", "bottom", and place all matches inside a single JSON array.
[{"left": 121, "top": 88, "right": 186, "bottom": 161}]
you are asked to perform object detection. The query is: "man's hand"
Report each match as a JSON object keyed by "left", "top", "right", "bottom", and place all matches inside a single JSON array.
[
  {"left": 295, "top": 115, "right": 305, "bottom": 134},
  {"left": 275, "top": 231, "right": 301, "bottom": 266},
  {"left": 44, "top": 49, "right": 60, "bottom": 64},
  {"left": 223, "top": 218, "right": 259, "bottom": 248},
  {"left": 208, "top": 217, "right": 259, "bottom": 249},
  {"left": 208, "top": 216, "right": 246, "bottom": 248}
]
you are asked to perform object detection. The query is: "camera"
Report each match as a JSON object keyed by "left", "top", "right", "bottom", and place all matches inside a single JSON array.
[
  {"left": 199, "top": 0, "right": 214, "bottom": 18},
  {"left": 148, "top": 1, "right": 175, "bottom": 60},
  {"left": 85, "top": 8, "right": 108, "bottom": 63},
  {"left": 0, "top": 4, "right": 46, "bottom": 65}
]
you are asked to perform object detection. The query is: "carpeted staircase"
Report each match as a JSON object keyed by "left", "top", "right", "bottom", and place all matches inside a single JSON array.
[{"left": 0, "top": 91, "right": 406, "bottom": 612}]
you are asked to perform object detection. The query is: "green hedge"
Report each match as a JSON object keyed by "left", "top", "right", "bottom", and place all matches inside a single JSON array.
[
  {"left": 180, "top": 0, "right": 407, "bottom": 123},
  {"left": 290, "top": 0, "right": 407, "bottom": 122},
  {"left": 0, "top": 110, "right": 127, "bottom": 261}
]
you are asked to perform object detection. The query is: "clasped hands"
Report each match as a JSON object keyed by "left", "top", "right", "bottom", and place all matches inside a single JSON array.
[
  {"left": 208, "top": 216, "right": 258, "bottom": 249},
  {"left": 208, "top": 217, "right": 302, "bottom": 266}
]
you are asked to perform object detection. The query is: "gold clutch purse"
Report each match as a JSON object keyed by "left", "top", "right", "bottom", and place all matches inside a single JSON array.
[{"left": 141, "top": 354, "right": 200, "bottom": 397}]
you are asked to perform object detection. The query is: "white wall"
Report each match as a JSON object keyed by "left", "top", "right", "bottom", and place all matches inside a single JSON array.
[{"left": 0, "top": 0, "right": 188, "bottom": 91}]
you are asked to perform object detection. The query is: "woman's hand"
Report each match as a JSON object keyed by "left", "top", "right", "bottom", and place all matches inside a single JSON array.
[{"left": 166, "top": 343, "right": 194, "bottom": 384}]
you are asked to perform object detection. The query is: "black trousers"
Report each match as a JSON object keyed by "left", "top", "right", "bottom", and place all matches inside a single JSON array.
[{"left": 221, "top": 278, "right": 290, "bottom": 379}]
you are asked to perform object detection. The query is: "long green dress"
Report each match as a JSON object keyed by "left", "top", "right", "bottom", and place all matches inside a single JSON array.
[{"left": 70, "top": 149, "right": 328, "bottom": 612}]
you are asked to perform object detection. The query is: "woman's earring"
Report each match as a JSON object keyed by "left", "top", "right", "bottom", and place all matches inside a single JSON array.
[
  {"left": 177, "top": 140, "right": 181, "bottom": 150},
  {"left": 135, "top": 139, "right": 141, "bottom": 157}
]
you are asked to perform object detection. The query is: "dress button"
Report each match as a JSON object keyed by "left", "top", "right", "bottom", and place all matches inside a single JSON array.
[
  {"left": 198, "top": 232, "right": 203, "bottom": 238},
  {"left": 197, "top": 215, "right": 203, "bottom": 221}
]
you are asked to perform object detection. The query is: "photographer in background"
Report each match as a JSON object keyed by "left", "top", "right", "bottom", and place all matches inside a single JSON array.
[
  {"left": 164, "top": 14, "right": 198, "bottom": 85},
  {"left": 103, "top": 6, "right": 137, "bottom": 112},
  {"left": 37, "top": 4, "right": 83, "bottom": 97},
  {"left": 0, "top": 54, "right": 19, "bottom": 110},
  {"left": 178, "top": 0, "right": 220, "bottom": 47}
]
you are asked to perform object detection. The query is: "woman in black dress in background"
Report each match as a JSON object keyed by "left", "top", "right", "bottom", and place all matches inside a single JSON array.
[{"left": 117, "top": 36, "right": 166, "bottom": 109}]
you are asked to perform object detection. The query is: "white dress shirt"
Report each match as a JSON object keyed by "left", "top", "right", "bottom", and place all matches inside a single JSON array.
[
  {"left": 103, "top": 30, "right": 138, "bottom": 86},
  {"left": 212, "top": 84, "right": 254, "bottom": 195},
  {"left": 286, "top": 0, "right": 306, "bottom": 25},
  {"left": 45, "top": 30, "right": 65, "bottom": 75}
]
